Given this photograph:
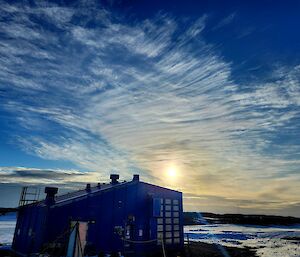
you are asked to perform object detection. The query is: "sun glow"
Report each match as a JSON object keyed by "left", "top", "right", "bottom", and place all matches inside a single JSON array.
[{"left": 167, "top": 166, "right": 177, "bottom": 178}]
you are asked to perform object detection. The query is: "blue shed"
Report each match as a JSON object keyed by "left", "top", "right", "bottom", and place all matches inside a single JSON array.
[{"left": 12, "top": 174, "right": 184, "bottom": 256}]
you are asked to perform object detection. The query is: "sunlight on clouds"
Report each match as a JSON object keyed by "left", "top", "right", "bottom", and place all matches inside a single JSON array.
[{"left": 0, "top": 1, "right": 299, "bottom": 215}]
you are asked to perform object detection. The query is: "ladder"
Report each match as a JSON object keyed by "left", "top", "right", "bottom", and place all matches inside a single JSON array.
[{"left": 19, "top": 186, "right": 40, "bottom": 207}]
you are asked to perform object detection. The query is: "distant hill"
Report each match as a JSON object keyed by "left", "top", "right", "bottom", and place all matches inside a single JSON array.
[
  {"left": 184, "top": 212, "right": 300, "bottom": 226},
  {"left": 0, "top": 207, "right": 18, "bottom": 216}
]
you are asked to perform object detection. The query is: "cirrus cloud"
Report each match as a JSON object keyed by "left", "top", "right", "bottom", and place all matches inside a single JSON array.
[{"left": 0, "top": 1, "right": 299, "bottom": 216}]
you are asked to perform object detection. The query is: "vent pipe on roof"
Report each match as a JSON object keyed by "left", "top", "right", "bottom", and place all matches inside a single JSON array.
[
  {"left": 45, "top": 187, "right": 58, "bottom": 205},
  {"left": 133, "top": 174, "right": 139, "bottom": 181},
  {"left": 110, "top": 174, "right": 119, "bottom": 185},
  {"left": 86, "top": 183, "right": 91, "bottom": 192}
]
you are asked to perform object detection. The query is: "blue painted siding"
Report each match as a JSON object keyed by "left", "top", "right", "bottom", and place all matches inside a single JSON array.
[{"left": 12, "top": 180, "right": 183, "bottom": 256}]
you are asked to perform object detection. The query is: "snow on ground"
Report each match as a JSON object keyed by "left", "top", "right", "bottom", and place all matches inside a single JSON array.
[
  {"left": 185, "top": 224, "right": 300, "bottom": 257},
  {"left": 0, "top": 213, "right": 16, "bottom": 245}
]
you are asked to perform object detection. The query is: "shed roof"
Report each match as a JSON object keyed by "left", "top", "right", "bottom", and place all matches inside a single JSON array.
[
  {"left": 20, "top": 179, "right": 181, "bottom": 208},
  {"left": 55, "top": 181, "right": 132, "bottom": 205},
  {"left": 42, "top": 180, "right": 134, "bottom": 207}
]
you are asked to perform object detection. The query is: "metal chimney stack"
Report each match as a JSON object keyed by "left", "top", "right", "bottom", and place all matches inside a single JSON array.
[
  {"left": 44, "top": 187, "right": 58, "bottom": 205},
  {"left": 110, "top": 174, "right": 119, "bottom": 185}
]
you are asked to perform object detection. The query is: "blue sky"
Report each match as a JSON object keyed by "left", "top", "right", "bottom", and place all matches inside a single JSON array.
[{"left": 0, "top": 0, "right": 299, "bottom": 216}]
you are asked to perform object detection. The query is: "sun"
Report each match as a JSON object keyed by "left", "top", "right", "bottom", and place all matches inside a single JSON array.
[{"left": 167, "top": 166, "right": 177, "bottom": 178}]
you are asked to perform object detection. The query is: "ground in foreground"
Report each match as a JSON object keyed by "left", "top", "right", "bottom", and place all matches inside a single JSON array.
[
  {"left": 184, "top": 241, "right": 257, "bottom": 257},
  {"left": 0, "top": 242, "right": 257, "bottom": 257}
]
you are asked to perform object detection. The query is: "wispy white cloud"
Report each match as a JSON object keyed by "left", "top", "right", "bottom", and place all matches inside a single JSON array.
[
  {"left": 212, "top": 12, "right": 236, "bottom": 30},
  {"left": 0, "top": 1, "right": 299, "bottom": 215},
  {"left": 234, "top": 66, "right": 300, "bottom": 109}
]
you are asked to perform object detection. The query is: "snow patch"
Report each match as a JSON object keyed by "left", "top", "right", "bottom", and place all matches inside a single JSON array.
[{"left": 185, "top": 224, "right": 300, "bottom": 257}]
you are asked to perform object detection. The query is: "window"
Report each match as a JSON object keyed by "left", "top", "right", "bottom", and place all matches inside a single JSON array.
[
  {"left": 174, "top": 238, "right": 180, "bottom": 244},
  {"left": 166, "top": 225, "right": 172, "bottom": 231},
  {"left": 157, "top": 232, "right": 163, "bottom": 239},
  {"left": 139, "top": 229, "right": 143, "bottom": 237},
  {"left": 165, "top": 218, "right": 172, "bottom": 224},
  {"left": 166, "top": 238, "right": 172, "bottom": 244},
  {"left": 165, "top": 205, "right": 171, "bottom": 211},
  {"left": 174, "top": 225, "right": 179, "bottom": 230},
  {"left": 156, "top": 197, "right": 181, "bottom": 243},
  {"left": 165, "top": 199, "right": 171, "bottom": 204},
  {"left": 165, "top": 232, "right": 172, "bottom": 238}
]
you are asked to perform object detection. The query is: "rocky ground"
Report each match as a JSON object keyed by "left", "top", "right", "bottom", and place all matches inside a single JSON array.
[{"left": 184, "top": 241, "right": 257, "bottom": 257}]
